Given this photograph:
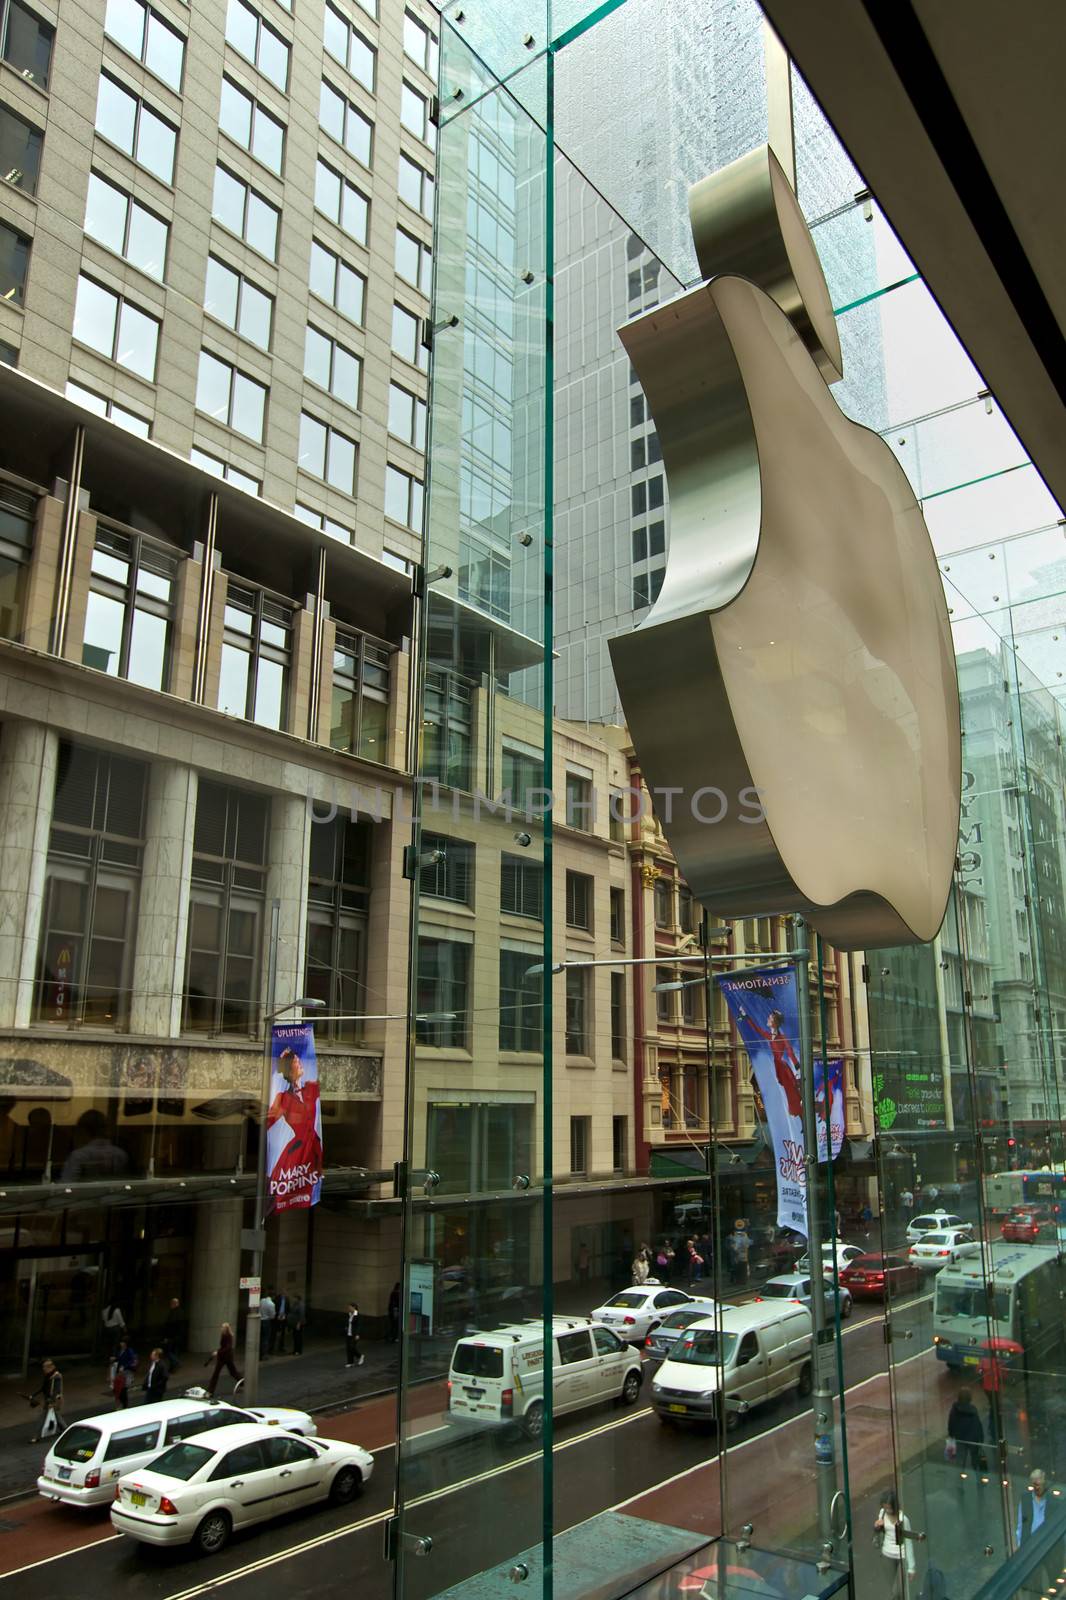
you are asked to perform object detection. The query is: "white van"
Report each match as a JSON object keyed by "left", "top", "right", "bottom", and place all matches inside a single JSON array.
[
  {"left": 37, "top": 1396, "right": 316, "bottom": 1507},
  {"left": 651, "top": 1302, "right": 812, "bottom": 1428},
  {"left": 448, "top": 1317, "right": 643, "bottom": 1438}
]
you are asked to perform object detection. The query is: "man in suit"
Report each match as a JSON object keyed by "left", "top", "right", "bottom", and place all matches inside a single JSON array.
[
  {"left": 273, "top": 1289, "right": 288, "bottom": 1355},
  {"left": 142, "top": 1347, "right": 169, "bottom": 1403}
]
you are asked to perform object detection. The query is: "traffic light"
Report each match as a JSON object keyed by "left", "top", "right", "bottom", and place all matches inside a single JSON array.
[{"left": 1007, "top": 1137, "right": 1016, "bottom": 1149}]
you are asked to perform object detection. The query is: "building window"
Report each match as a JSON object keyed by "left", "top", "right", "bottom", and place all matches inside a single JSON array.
[
  {"left": 502, "top": 745, "right": 543, "bottom": 816},
  {"left": 218, "top": 579, "right": 293, "bottom": 729},
  {"left": 610, "top": 886, "right": 624, "bottom": 945},
  {"left": 319, "top": 78, "right": 372, "bottom": 167},
  {"left": 0, "top": 479, "right": 35, "bottom": 640},
  {"left": 395, "top": 226, "right": 431, "bottom": 295},
  {"left": 501, "top": 853, "right": 542, "bottom": 920},
  {"left": 415, "top": 937, "right": 469, "bottom": 1048},
  {"left": 225, "top": 0, "right": 289, "bottom": 90},
  {"left": 196, "top": 350, "right": 267, "bottom": 443},
  {"left": 183, "top": 780, "right": 268, "bottom": 1035},
  {"left": 565, "top": 871, "right": 592, "bottom": 931},
  {"left": 632, "top": 567, "right": 664, "bottom": 610},
  {"left": 82, "top": 526, "right": 176, "bottom": 690},
  {"left": 2, "top": 0, "right": 52, "bottom": 85},
  {"left": 569, "top": 1115, "right": 590, "bottom": 1174},
  {"left": 73, "top": 275, "right": 158, "bottom": 381},
  {"left": 0, "top": 217, "right": 29, "bottom": 305},
  {"left": 304, "top": 813, "right": 369, "bottom": 1042},
  {"left": 295, "top": 501, "right": 353, "bottom": 544},
  {"left": 298, "top": 412, "right": 357, "bottom": 494},
  {"left": 323, "top": 1, "right": 375, "bottom": 90},
  {"left": 309, "top": 238, "right": 364, "bottom": 324},
  {"left": 653, "top": 877, "right": 673, "bottom": 928},
  {"left": 314, "top": 157, "right": 368, "bottom": 245},
  {"left": 71, "top": 373, "right": 155, "bottom": 436},
  {"left": 212, "top": 164, "right": 279, "bottom": 261},
  {"left": 104, "top": 0, "right": 184, "bottom": 91},
  {"left": 655, "top": 967, "right": 675, "bottom": 1023},
  {"left": 458, "top": 536, "right": 510, "bottom": 621},
  {"left": 219, "top": 76, "right": 285, "bottom": 174},
  {"left": 403, "top": 9, "right": 437, "bottom": 75},
  {"left": 385, "top": 464, "right": 423, "bottom": 531},
  {"left": 96, "top": 72, "right": 177, "bottom": 185},
  {"left": 612, "top": 1116, "right": 627, "bottom": 1172},
  {"left": 330, "top": 627, "right": 389, "bottom": 759},
  {"left": 499, "top": 950, "right": 541, "bottom": 1052},
  {"left": 611, "top": 971, "right": 626, "bottom": 1059},
  {"left": 681, "top": 976, "right": 702, "bottom": 1026},
  {"left": 400, "top": 79, "right": 435, "bottom": 149},
  {"left": 35, "top": 743, "right": 146, "bottom": 1028},
  {"left": 565, "top": 967, "right": 589, "bottom": 1054},
  {"left": 304, "top": 325, "right": 361, "bottom": 409},
  {"left": 565, "top": 773, "right": 593, "bottom": 832},
  {"left": 678, "top": 884, "right": 695, "bottom": 934},
  {"left": 388, "top": 382, "right": 426, "bottom": 450},
  {"left": 392, "top": 301, "right": 428, "bottom": 371},
  {"left": 204, "top": 256, "right": 272, "bottom": 350},
  {"left": 398, "top": 152, "right": 434, "bottom": 220},
  {"left": 424, "top": 666, "right": 473, "bottom": 790},
  {"left": 0, "top": 104, "right": 42, "bottom": 194},
  {"left": 419, "top": 833, "right": 473, "bottom": 905},
  {"left": 190, "top": 447, "right": 260, "bottom": 495},
  {"left": 84, "top": 172, "right": 167, "bottom": 282}
]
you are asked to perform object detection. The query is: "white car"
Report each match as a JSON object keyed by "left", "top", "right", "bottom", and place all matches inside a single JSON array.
[
  {"left": 591, "top": 1284, "right": 693, "bottom": 1343},
  {"left": 796, "top": 1243, "right": 866, "bottom": 1279},
  {"left": 38, "top": 1397, "right": 317, "bottom": 1508},
  {"left": 908, "top": 1227, "right": 979, "bottom": 1270},
  {"left": 905, "top": 1211, "right": 965, "bottom": 1243},
  {"left": 111, "top": 1423, "right": 373, "bottom": 1554}
]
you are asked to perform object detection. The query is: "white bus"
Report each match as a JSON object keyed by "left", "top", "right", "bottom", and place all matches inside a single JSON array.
[{"left": 932, "top": 1242, "right": 1064, "bottom": 1373}]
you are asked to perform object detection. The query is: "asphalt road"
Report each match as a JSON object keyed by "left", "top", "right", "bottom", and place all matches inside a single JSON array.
[{"left": 2, "top": 1293, "right": 938, "bottom": 1600}]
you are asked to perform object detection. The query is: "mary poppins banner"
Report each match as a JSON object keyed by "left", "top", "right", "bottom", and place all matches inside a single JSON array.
[
  {"left": 266, "top": 1023, "right": 324, "bottom": 1214},
  {"left": 717, "top": 966, "right": 844, "bottom": 1235}
]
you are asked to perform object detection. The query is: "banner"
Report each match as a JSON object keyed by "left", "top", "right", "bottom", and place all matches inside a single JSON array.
[
  {"left": 266, "top": 1022, "right": 323, "bottom": 1214},
  {"left": 717, "top": 967, "right": 843, "bottom": 1235}
]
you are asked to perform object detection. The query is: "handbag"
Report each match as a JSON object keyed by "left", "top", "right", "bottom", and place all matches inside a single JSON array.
[{"left": 944, "top": 1438, "right": 957, "bottom": 1463}]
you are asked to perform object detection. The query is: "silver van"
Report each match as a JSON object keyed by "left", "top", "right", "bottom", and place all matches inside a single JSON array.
[{"left": 651, "top": 1301, "right": 812, "bottom": 1428}]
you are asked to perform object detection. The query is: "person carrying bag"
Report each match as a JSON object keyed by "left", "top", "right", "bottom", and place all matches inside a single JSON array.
[{"left": 875, "top": 1490, "right": 916, "bottom": 1597}]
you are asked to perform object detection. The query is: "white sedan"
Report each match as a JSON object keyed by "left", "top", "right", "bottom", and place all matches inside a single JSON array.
[
  {"left": 591, "top": 1284, "right": 694, "bottom": 1343},
  {"left": 111, "top": 1423, "right": 373, "bottom": 1554},
  {"left": 796, "top": 1243, "right": 866, "bottom": 1278},
  {"left": 908, "top": 1227, "right": 979, "bottom": 1270}
]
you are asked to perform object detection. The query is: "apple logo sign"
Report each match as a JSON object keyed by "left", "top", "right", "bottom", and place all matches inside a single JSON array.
[{"left": 609, "top": 146, "right": 961, "bottom": 951}]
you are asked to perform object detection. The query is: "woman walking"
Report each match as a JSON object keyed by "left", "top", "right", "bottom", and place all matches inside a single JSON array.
[
  {"left": 206, "top": 1322, "right": 243, "bottom": 1396},
  {"left": 874, "top": 1490, "right": 916, "bottom": 1597}
]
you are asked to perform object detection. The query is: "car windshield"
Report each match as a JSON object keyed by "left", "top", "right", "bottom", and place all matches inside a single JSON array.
[
  {"left": 936, "top": 1285, "right": 1012, "bottom": 1321},
  {"left": 671, "top": 1330, "right": 737, "bottom": 1367},
  {"left": 452, "top": 1344, "right": 504, "bottom": 1378},
  {"left": 923, "top": 1234, "right": 948, "bottom": 1245},
  {"left": 660, "top": 1309, "right": 707, "bottom": 1332},
  {"left": 52, "top": 1425, "right": 101, "bottom": 1463},
  {"left": 605, "top": 1292, "right": 645, "bottom": 1308},
  {"left": 147, "top": 1442, "right": 215, "bottom": 1481},
  {"left": 761, "top": 1282, "right": 799, "bottom": 1298}
]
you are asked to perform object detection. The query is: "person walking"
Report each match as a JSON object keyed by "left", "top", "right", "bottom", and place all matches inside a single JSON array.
[
  {"left": 386, "top": 1283, "right": 400, "bottom": 1343},
  {"left": 685, "top": 1238, "right": 705, "bottom": 1285},
  {"left": 28, "top": 1358, "right": 65, "bottom": 1442},
  {"left": 632, "top": 1246, "right": 651, "bottom": 1286},
  {"left": 729, "top": 1222, "right": 751, "bottom": 1287},
  {"left": 162, "top": 1297, "right": 186, "bottom": 1373},
  {"left": 206, "top": 1322, "right": 242, "bottom": 1396},
  {"left": 258, "top": 1291, "right": 276, "bottom": 1359},
  {"left": 574, "top": 1241, "right": 591, "bottom": 1285},
  {"left": 112, "top": 1337, "right": 137, "bottom": 1408},
  {"left": 980, "top": 1345, "right": 1009, "bottom": 1438},
  {"left": 345, "top": 1302, "right": 365, "bottom": 1367},
  {"left": 875, "top": 1490, "right": 916, "bottom": 1596},
  {"left": 102, "top": 1300, "right": 126, "bottom": 1392},
  {"left": 290, "top": 1293, "right": 306, "bottom": 1355},
  {"left": 947, "top": 1386, "right": 986, "bottom": 1477},
  {"left": 273, "top": 1289, "right": 288, "bottom": 1356},
  {"left": 1016, "top": 1469, "right": 1061, "bottom": 1594},
  {"left": 142, "top": 1347, "right": 169, "bottom": 1403}
]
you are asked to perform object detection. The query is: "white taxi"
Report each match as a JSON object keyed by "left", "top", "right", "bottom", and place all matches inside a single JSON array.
[
  {"left": 590, "top": 1284, "right": 693, "bottom": 1344},
  {"left": 110, "top": 1423, "right": 373, "bottom": 1554},
  {"left": 908, "top": 1226, "right": 980, "bottom": 1270}
]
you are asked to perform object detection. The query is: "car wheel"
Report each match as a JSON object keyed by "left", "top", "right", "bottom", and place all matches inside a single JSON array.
[
  {"left": 797, "top": 1362, "right": 813, "bottom": 1398},
  {"left": 620, "top": 1371, "right": 642, "bottom": 1406},
  {"left": 193, "top": 1510, "right": 231, "bottom": 1557},
  {"left": 840, "top": 1294, "right": 852, "bottom": 1320},
  {"left": 723, "top": 1406, "right": 740, "bottom": 1434},
  {"left": 523, "top": 1401, "right": 544, "bottom": 1440},
  {"left": 329, "top": 1465, "right": 363, "bottom": 1505}
]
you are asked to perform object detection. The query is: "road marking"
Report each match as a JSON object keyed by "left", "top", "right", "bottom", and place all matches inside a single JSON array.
[
  {"left": 0, "top": 1534, "right": 122, "bottom": 1584},
  {"left": 162, "top": 1509, "right": 394, "bottom": 1600}
]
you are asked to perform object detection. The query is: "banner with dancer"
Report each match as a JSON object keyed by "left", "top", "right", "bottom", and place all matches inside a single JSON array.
[
  {"left": 717, "top": 966, "right": 843, "bottom": 1234},
  {"left": 266, "top": 1023, "right": 323, "bottom": 1214}
]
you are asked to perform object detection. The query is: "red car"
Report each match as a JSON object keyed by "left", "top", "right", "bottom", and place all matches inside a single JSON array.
[
  {"left": 1000, "top": 1209, "right": 1053, "bottom": 1243},
  {"left": 839, "top": 1252, "right": 922, "bottom": 1299}
]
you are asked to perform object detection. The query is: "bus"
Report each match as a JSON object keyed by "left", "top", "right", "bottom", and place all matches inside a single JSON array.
[
  {"left": 932, "top": 1242, "right": 1064, "bottom": 1372},
  {"left": 981, "top": 1169, "right": 1066, "bottom": 1220}
]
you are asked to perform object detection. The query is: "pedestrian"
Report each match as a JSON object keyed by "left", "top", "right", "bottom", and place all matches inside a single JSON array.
[
  {"left": 632, "top": 1246, "right": 651, "bottom": 1286},
  {"left": 729, "top": 1221, "right": 751, "bottom": 1287},
  {"left": 142, "top": 1347, "right": 169, "bottom": 1403},
  {"left": 162, "top": 1297, "right": 186, "bottom": 1372},
  {"left": 113, "top": 1337, "right": 137, "bottom": 1408},
  {"left": 653, "top": 1241, "right": 673, "bottom": 1279},
  {"left": 947, "top": 1386, "right": 986, "bottom": 1476},
  {"left": 290, "top": 1293, "right": 306, "bottom": 1355},
  {"left": 685, "top": 1238, "right": 705, "bottom": 1285},
  {"left": 575, "top": 1240, "right": 591, "bottom": 1285},
  {"left": 345, "top": 1301, "right": 365, "bottom": 1367},
  {"left": 258, "top": 1290, "right": 276, "bottom": 1359},
  {"left": 274, "top": 1288, "right": 288, "bottom": 1355},
  {"left": 387, "top": 1282, "right": 400, "bottom": 1343},
  {"left": 900, "top": 1187, "right": 914, "bottom": 1213},
  {"left": 874, "top": 1489, "right": 916, "bottom": 1596},
  {"left": 205, "top": 1321, "right": 242, "bottom": 1396},
  {"left": 102, "top": 1299, "right": 126, "bottom": 1390},
  {"left": 979, "top": 1346, "right": 1008, "bottom": 1437},
  {"left": 28, "top": 1357, "right": 65, "bottom": 1443},
  {"left": 1016, "top": 1469, "right": 1061, "bottom": 1592}
]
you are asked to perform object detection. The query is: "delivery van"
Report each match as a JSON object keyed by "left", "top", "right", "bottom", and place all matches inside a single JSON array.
[
  {"left": 448, "top": 1316, "right": 643, "bottom": 1438},
  {"left": 651, "top": 1301, "right": 812, "bottom": 1429}
]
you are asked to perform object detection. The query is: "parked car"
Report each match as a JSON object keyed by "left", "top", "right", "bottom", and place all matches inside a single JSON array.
[
  {"left": 644, "top": 1300, "right": 720, "bottom": 1367},
  {"left": 905, "top": 1211, "right": 965, "bottom": 1243},
  {"left": 110, "top": 1424, "right": 372, "bottom": 1554},
  {"left": 908, "top": 1227, "right": 980, "bottom": 1270},
  {"left": 754, "top": 1272, "right": 852, "bottom": 1319},
  {"left": 38, "top": 1397, "right": 317, "bottom": 1509},
  {"left": 839, "top": 1252, "right": 922, "bottom": 1300},
  {"left": 591, "top": 1284, "right": 693, "bottom": 1344}
]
